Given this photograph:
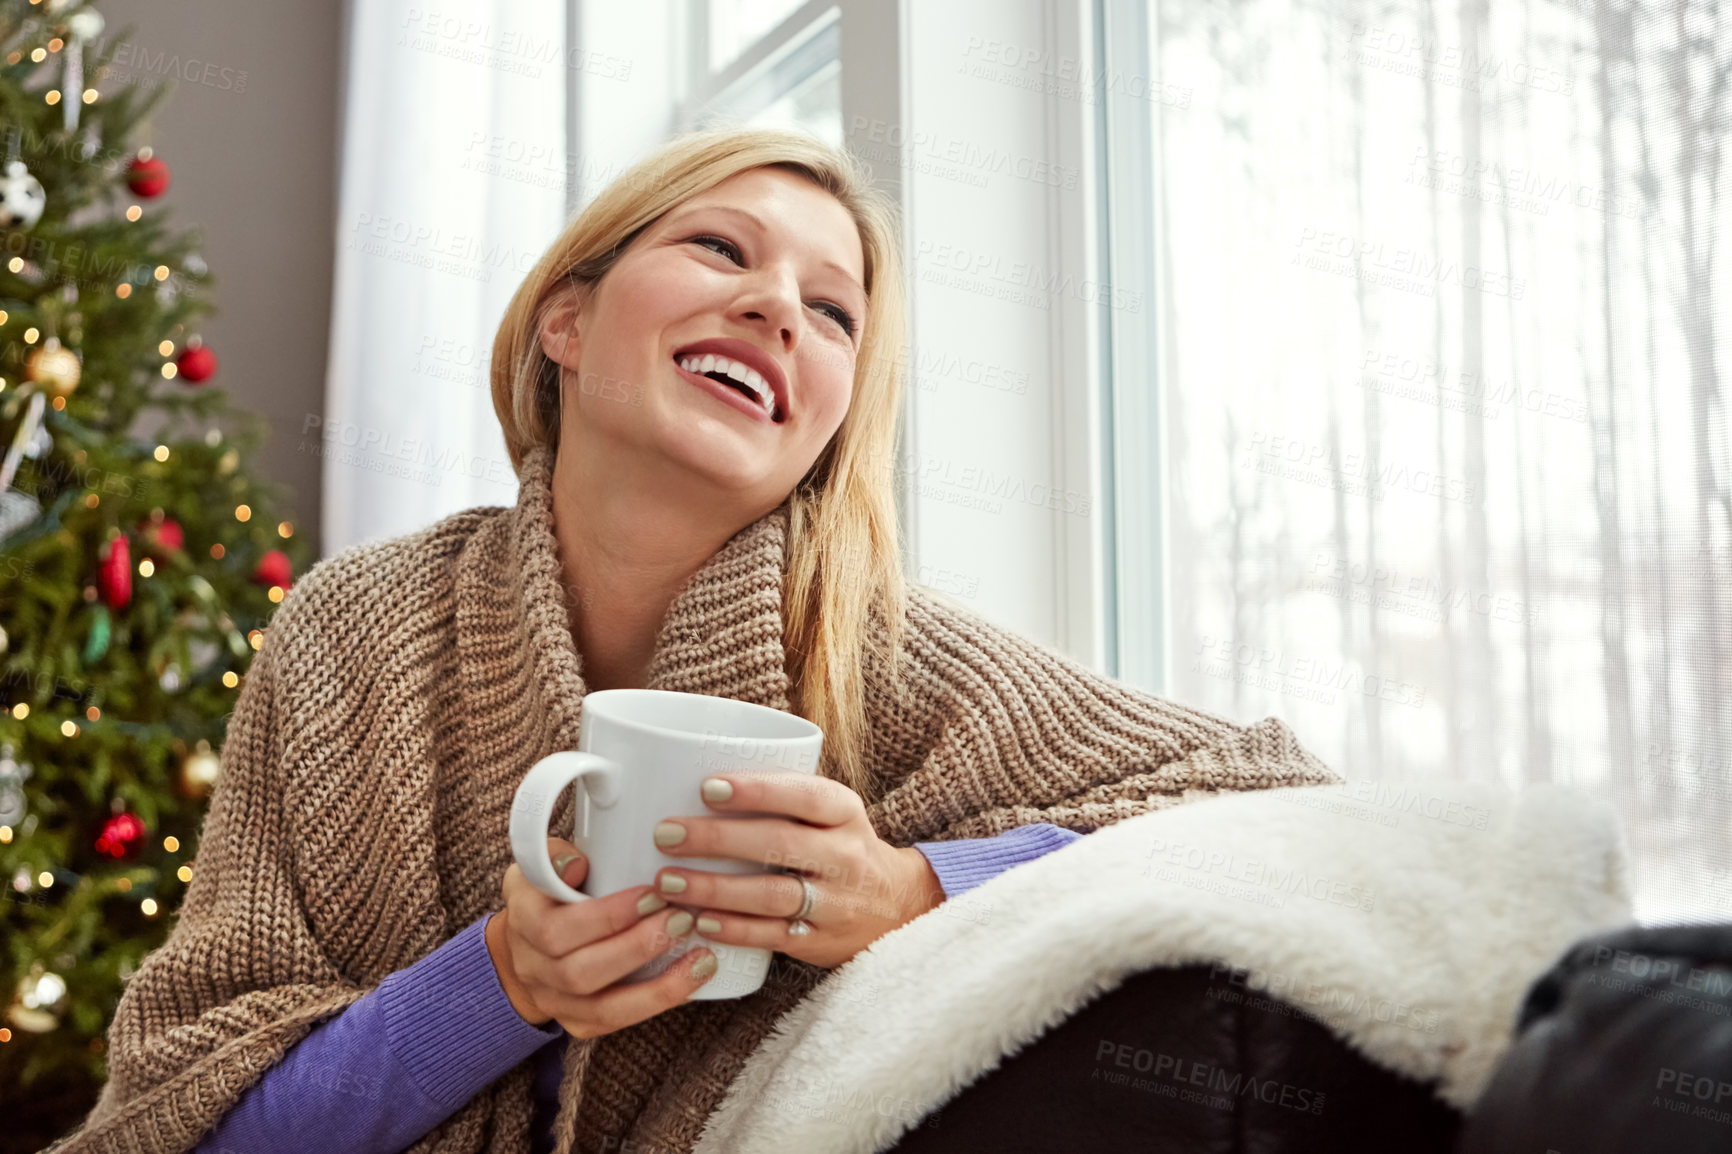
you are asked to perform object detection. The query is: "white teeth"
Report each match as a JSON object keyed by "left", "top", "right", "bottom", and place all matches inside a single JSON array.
[{"left": 676, "top": 353, "right": 777, "bottom": 418}]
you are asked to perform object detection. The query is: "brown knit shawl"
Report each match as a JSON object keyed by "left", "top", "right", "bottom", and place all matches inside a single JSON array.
[{"left": 46, "top": 444, "right": 1337, "bottom": 1154}]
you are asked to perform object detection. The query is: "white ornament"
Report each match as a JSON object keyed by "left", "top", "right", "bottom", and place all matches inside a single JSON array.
[
  {"left": 0, "top": 160, "right": 46, "bottom": 230},
  {"left": 0, "top": 744, "right": 32, "bottom": 827},
  {"left": 43, "top": 0, "right": 77, "bottom": 14},
  {"left": 7, "top": 966, "right": 67, "bottom": 1034},
  {"left": 0, "top": 489, "right": 40, "bottom": 540},
  {"left": 23, "top": 420, "right": 52, "bottom": 459},
  {"left": 67, "top": 10, "right": 105, "bottom": 40}
]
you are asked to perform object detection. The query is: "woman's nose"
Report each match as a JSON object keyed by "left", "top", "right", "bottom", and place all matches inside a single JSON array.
[{"left": 735, "top": 269, "right": 802, "bottom": 346}]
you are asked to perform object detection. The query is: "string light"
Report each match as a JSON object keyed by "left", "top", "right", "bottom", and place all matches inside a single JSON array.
[
  {"left": 222, "top": 671, "right": 239, "bottom": 687},
  {"left": 37, "top": 872, "right": 52, "bottom": 888},
  {"left": 177, "top": 866, "right": 192, "bottom": 883},
  {"left": 138, "top": 558, "right": 154, "bottom": 577},
  {"left": 163, "top": 836, "right": 179, "bottom": 853},
  {"left": 154, "top": 444, "right": 170, "bottom": 461},
  {"left": 141, "top": 898, "right": 158, "bottom": 916},
  {"left": 116, "top": 283, "right": 132, "bottom": 298},
  {"left": 116, "top": 877, "right": 131, "bottom": 893},
  {"left": 59, "top": 720, "right": 76, "bottom": 737}
]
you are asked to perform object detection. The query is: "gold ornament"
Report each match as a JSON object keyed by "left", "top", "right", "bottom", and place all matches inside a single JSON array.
[
  {"left": 178, "top": 739, "right": 221, "bottom": 800},
  {"left": 26, "top": 338, "right": 82, "bottom": 397},
  {"left": 6, "top": 964, "right": 67, "bottom": 1034}
]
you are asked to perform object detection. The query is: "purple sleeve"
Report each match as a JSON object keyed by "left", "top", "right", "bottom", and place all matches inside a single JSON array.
[
  {"left": 195, "top": 913, "right": 563, "bottom": 1154},
  {"left": 913, "top": 823, "right": 1084, "bottom": 898}
]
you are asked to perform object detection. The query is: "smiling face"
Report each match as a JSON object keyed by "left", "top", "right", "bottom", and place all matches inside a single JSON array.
[{"left": 539, "top": 166, "right": 867, "bottom": 517}]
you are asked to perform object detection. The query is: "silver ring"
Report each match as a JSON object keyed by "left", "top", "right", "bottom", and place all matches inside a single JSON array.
[{"left": 787, "top": 876, "right": 818, "bottom": 935}]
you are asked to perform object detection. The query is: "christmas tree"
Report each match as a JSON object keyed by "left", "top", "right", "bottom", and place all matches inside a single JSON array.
[{"left": 0, "top": 2, "right": 310, "bottom": 1142}]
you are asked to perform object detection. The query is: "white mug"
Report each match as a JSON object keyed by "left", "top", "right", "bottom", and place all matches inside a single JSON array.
[{"left": 508, "top": 688, "right": 823, "bottom": 1000}]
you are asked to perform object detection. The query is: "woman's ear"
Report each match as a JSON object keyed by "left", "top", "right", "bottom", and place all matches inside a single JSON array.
[{"left": 537, "top": 284, "right": 586, "bottom": 367}]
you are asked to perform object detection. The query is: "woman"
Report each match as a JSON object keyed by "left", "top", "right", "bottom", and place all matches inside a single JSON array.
[{"left": 50, "top": 128, "right": 1337, "bottom": 1154}]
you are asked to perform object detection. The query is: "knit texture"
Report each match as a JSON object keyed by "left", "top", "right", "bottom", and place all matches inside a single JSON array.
[{"left": 46, "top": 443, "right": 1340, "bottom": 1154}]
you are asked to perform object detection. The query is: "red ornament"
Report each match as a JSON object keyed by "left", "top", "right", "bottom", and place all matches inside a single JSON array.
[
  {"left": 177, "top": 343, "right": 217, "bottom": 384},
  {"left": 139, "top": 517, "right": 185, "bottom": 555},
  {"left": 97, "top": 534, "right": 132, "bottom": 610},
  {"left": 126, "top": 154, "right": 171, "bottom": 198},
  {"left": 253, "top": 549, "right": 292, "bottom": 589},
  {"left": 95, "top": 811, "right": 147, "bottom": 860}
]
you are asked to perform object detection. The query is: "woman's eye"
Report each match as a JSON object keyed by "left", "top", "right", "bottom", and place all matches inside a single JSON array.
[
  {"left": 693, "top": 233, "right": 855, "bottom": 338},
  {"left": 692, "top": 235, "right": 743, "bottom": 264},
  {"left": 814, "top": 303, "right": 856, "bottom": 338}
]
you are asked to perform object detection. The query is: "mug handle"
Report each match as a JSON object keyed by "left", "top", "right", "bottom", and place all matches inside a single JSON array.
[{"left": 509, "top": 751, "right": 624, "bottom": 903}]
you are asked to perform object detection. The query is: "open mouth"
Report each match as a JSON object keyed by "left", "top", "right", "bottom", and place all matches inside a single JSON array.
[{"left": 673, "top": 352, "right": 784, "bottom": 423}]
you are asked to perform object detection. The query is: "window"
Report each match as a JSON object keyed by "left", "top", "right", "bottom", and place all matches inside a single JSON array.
[
  {"left": 708, "top": 0, "right": 815, "bottom": 70},
  {"left": 681, "top": 0, "right": 843, "bottom": 146},
  {"left": 1102, "top": 0, "right": 1730, "bottom": 921}
]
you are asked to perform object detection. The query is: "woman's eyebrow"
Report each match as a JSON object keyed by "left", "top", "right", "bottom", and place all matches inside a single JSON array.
[{"left": 670, "top": 203, "right": 865, "bottom": 302}]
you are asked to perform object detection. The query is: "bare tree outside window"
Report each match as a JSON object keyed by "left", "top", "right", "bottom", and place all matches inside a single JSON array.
[{"left": 1140, "top": 0, "right": 1730, "bottom": 920}]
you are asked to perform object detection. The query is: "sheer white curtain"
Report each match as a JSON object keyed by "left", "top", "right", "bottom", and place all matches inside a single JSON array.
[{"left": 321, "top": 0, "right": 570, "bottom": 554}]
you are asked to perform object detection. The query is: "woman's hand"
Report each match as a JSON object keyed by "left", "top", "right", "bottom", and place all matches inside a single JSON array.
[
  {"left": 648, "top": 773, "right": 946, "bottom": 970},
  {"left": 487, "top": 838, "right": 717, "bottom": 1038}
]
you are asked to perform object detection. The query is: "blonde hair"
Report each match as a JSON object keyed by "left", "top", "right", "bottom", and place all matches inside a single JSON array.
[{"left": 490, "top": 127, "right": 908, "bottom": 799}]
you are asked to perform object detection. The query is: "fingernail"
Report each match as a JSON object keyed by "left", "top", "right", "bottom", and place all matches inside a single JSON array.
[
  {"left": 654, "top": 821, "right": 686, "bottom": 847},
  {"left": 553, "top": 852, "right": 580, "bottom": 876},
  {"left": 690, "top": 953, "right": 718, "bottom": 981},
  {"left": 637, "top": 892, "right": 668, "bottom": 916},
  {"left": 696, "top": 915, "right": 722, "bottom": 934},
  {"left": 658, "top": 873, "right": 687, "bottom": 894},
  {"left": 701, "top": 777, "right": 733, "bottom": 803},
  {"left": 666, "top": 910, "right": 694, "bottom": 936}
]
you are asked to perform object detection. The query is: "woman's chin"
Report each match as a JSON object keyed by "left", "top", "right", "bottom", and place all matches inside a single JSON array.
[{"left": 657, "top": 433, "right": 788, "bottom": 501}]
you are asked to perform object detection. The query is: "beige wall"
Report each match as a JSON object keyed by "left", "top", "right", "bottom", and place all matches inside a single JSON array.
[{"left": 98, "top": 0, "right": 343, "bottom": 553}]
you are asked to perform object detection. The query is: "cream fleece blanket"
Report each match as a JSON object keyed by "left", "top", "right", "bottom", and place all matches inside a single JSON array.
[{"left": 694, "top": 781, "right": 1634, "bottom": 1154}]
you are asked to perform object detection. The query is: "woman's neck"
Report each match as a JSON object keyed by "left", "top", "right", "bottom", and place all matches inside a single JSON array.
[{"left": 548, "top": 447, "right": 744, "bottom": 693}]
